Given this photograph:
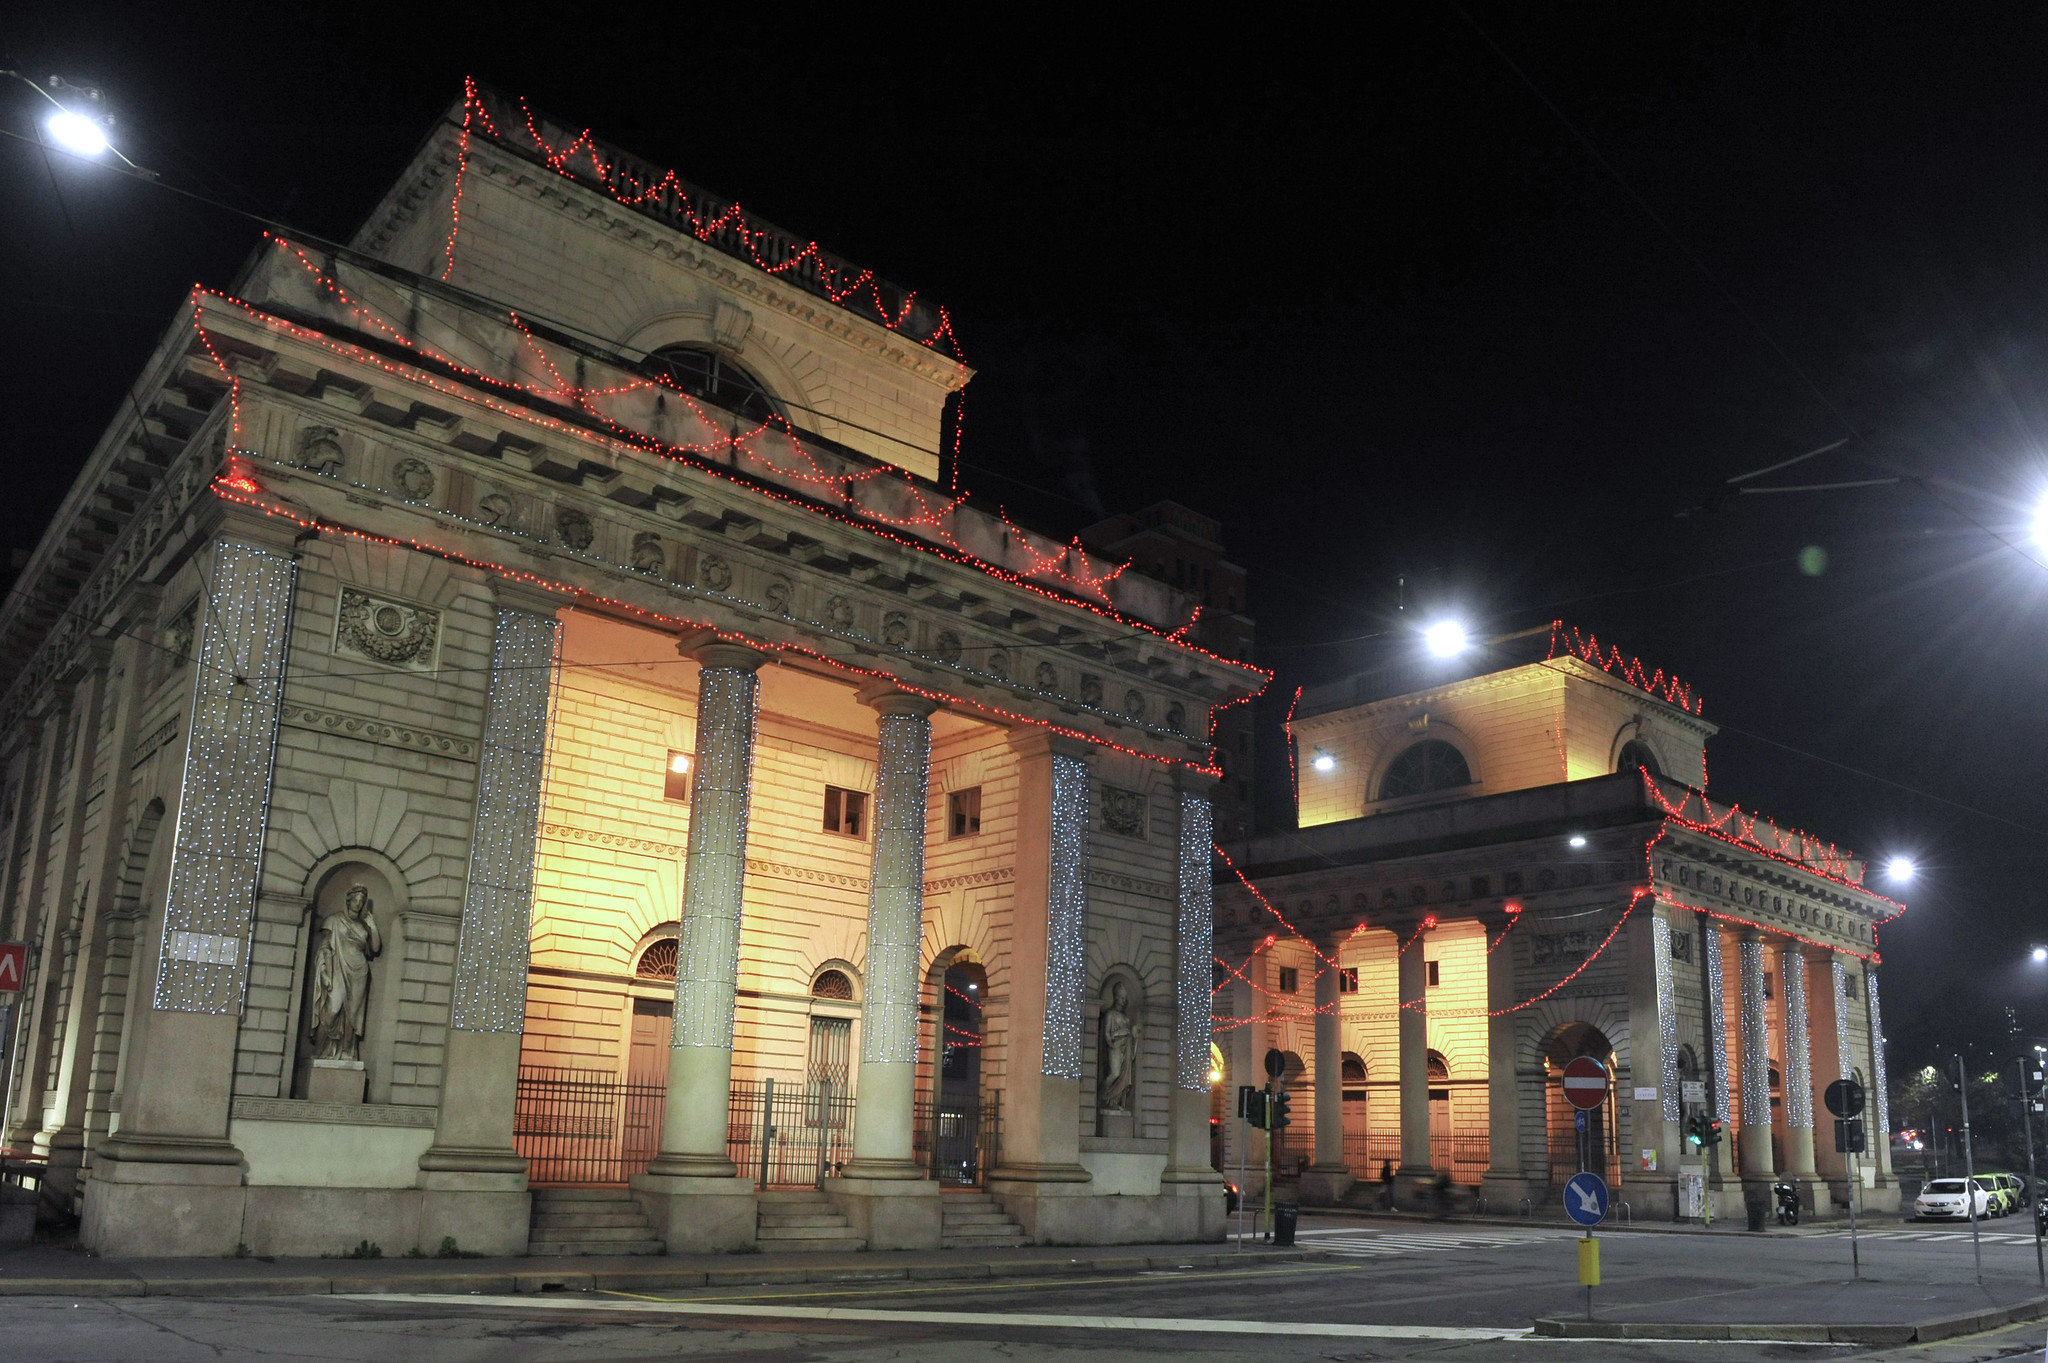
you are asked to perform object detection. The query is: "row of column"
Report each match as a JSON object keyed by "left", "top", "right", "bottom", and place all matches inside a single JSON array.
[
  {"left": 1695, "top": 918, "right": 1890, "bottom": 1190},
  {"left": 1271, "top": 915, "right": 1524, "bottom": 1202}
]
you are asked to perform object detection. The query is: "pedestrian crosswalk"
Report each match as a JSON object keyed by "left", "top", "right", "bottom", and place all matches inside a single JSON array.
[
  {"left": 1275, "top": 1227, "right": 1578, "bottom": 1258},
  {"left": 1802, "top": 1228, "right": 2044, "bottom": 1245}
]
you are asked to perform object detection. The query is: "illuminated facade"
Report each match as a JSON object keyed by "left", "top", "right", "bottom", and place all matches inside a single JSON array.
[
  {"left": 0, "top": 85, "right": 1260, "bottom": 1257},
  {"left": 1217, "top": 628, "right": 1901, "bottom": 1221}
]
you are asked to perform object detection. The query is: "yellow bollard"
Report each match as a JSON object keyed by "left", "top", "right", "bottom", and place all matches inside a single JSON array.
[{"left": 1578, "top": 1235, "right": 1601, "bottom": 1287}]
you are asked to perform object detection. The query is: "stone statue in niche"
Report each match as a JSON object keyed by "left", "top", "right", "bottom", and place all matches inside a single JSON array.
[
  {"left": 309, "top": 883, "right": 381, "bottom": 1061},
  {"left": 1097, "top": 979, "right": 1137, "bottom": 1116}
]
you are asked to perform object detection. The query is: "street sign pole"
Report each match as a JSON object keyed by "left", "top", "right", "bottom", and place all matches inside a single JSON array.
[
  {"left": 1236, "top": 1099, "right": 1248, "bottom": 1252},
  {"left": 1826, "top": 1077, "right": 1867, "bottom": 1279},
  {"left": 1564, "top": 1170, "right": 1608, "bottom": 1321},
  {"left": 1958, "top": 1053, "right": 1983, "bottom": 1286},
  {"left": 2018, "top": 1056, "right": 2043, "bottom": 1288}
]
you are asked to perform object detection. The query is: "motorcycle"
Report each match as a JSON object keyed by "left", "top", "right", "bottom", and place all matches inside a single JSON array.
[{"left": 1774, "top": 1180, "right": 1801, "bottom": 1226}]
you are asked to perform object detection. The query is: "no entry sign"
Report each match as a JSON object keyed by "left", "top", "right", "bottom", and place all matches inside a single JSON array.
[
  {"left": 0, "top": 942, "right": 24, "bottom": 994},
  {"left": 1563, "top": 1056, "right": 1609, "bottom": 1110}
]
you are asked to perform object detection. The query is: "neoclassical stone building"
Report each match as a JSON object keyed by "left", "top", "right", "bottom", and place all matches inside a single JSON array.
[
  {"left": 0, "top": 85, "right": 1259, "bottom": 1257},
  {"left": 1215, "top": 626, "right": 1900, "bottom": 1221}
]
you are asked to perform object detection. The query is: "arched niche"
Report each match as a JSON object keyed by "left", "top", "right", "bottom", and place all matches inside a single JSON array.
[
  {"left": 1093, "top": 965, "right": 1146, "bottom": 1138},
  {"left": 289, "top": 854, "right": 409, "bottom": 1104}
]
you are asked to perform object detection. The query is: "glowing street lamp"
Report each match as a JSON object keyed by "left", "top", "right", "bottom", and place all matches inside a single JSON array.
[
  {"left": 1311, "top": 750, "right": 1336, "bottom": 773},
  {"left": 1886, "top": 857, "right": 1916, "bottom": 884},
  {"left": 2, "top": 72, "right": 154, "bottom": 176},
  {"left": 1423, "top": 620, "right": 1469, "bottom": 657},
  {"left": 2030, "top": 945, "right": 2047, "bottom": 965},
  {"left": 44, "top": 108, "right": 109, "bottom": 156},
  {"left": 1568, "top": 835, "right": 1588, "bottom": 849}
]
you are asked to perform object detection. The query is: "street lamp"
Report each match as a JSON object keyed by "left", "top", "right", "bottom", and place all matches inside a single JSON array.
[
  {"left": 1423, "top": 620, "right": 1469, "bottom": 657},
  {"left": 2031, "top": 945, "right": 2047, "bottom": 965},
  {"left": 44, "top": 107, "right": 109, "bottom": 156},
  {"left": 1886, "top": 857, "right": 1915, "bottom": 884},
  {"left": 2033, "top": 490, "right": 2048, "bottom": 550},
  {"left": 2, "top": 71, "right": 155, "bottom": 176},
  {"left": 1311, "top": 749, "right": 1336, "bottom": 773}
]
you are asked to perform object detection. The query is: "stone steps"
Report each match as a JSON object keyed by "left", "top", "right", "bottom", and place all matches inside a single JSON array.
[
  {"left": 941, "top": 1192, "right": 1027, "bottom": 1249},
  {"left": 528, "top": 1187, "right": 664, "bottom": 1257},
  {"left": 755, "top": 1190, "right": 865, "bottom": 1253}
]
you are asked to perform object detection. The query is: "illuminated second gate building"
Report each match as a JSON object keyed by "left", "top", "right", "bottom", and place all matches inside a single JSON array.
[{"left": 1213, "top": 627, "right": 1902, "bottom": 1221}]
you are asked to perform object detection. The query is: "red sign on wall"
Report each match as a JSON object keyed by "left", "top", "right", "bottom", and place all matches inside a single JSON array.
[{"left": 0, "top": 942, "right": 24, "bottom": 994}]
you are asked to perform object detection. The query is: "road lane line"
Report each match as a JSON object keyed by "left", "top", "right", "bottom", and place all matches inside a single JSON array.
[{"left": 342, "top": 1292, "right": 1534, "bottom": 1341}]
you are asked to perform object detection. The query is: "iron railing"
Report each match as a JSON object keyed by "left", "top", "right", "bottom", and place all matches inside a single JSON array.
[
  {"left": 726, "top": 1077, "right": 856, "bottom": 1189},
  {"left": 915, "top": 1092, "right": 1000, "bottom": 1186},
  {"left": 514, "top": 1065, "right": 666, "bottom": 1185},
  {"left": 1343, "top": 1131, "right": 1490, "bottom": 1184}
]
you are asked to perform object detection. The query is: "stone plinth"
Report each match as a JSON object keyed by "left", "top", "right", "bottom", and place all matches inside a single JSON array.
[{"left": 307, "top": 1059, "right": 366, "bottom": 1104}]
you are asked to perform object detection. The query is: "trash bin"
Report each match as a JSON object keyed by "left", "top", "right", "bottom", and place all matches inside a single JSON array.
[
  {"left": 1272, "top": 1201, "right": 1298, "bottom": 1247},
  {"left": 1744, "top": 1186, "right": 1767, "bottom": 1233}
]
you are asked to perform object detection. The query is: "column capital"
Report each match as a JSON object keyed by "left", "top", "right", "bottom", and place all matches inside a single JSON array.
[
  {"left": 488, "top": 576, "right": 566, "bottom": 619},
  {"left": 1006, "top": 727, "right": 1091, "bottom": 761},
  {"left": 676, "top": 628, "right": 770, "bottom": 673},
  {"left": 855, "top": 683, "right": 940, "bottom": 720}
]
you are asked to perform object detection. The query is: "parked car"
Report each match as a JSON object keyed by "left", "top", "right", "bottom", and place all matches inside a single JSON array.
[
  {"left": 1914, "top": 1178, "right": 1993, "bottom": 1221},
  {"left": 1983, "top": 1173, "right": 2024, "bottom": 1216}
]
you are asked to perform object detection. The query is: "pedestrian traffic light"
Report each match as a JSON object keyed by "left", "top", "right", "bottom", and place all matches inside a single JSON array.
[{"left": 1271, "top": 1090, "right": 1293, "bottom": 1128}]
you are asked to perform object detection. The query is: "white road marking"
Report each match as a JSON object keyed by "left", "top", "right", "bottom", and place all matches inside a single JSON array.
[
  {"left": 342, "top": 1292, "right": 1536, "bottom": 1340},
  {"left": 1805, "top": 1228, "right": 2042, "bottom": 1244},
  {"left": 1283, "top": 1226, "right": 1578, "bottom": 1257}
]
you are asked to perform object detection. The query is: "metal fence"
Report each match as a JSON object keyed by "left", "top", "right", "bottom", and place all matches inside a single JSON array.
[
  {"left": 1342, "top": 1131, "right": 1490, "bottom": 1184},
  {"left": 914, "top": 1092, "right": 1000, "bottom": 1186},
  {"left": 726, "top": 1077, "right": 857, "bottom": 1189},
  {"left": 516, "top": 1068, "right": 1000, "bottom": 1190},
  {"left": 514, "top": 1066, "right": 667, "bottom": 1185}
]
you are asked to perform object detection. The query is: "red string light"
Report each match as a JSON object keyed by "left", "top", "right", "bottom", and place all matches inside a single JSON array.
[
  {"left": 1548, "top": 620, "right": 1701, "bottom": 714},
  {"left": 1283, "top": 685, "right": 1302, "bottom": 801},
  {"left": 1640, "top": 770, "right": 1900, "bottom": 903},
  {"left": 201, "top": 268, "right": 1261, "bottom": 688}
]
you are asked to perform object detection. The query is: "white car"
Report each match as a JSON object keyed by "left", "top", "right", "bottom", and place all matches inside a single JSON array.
[{"left": 1914, "top": 1178, "right": 1992, "bottom": 1221}]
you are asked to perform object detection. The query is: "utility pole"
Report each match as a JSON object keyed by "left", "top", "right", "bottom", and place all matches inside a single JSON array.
[
  {"left": 2020, "top": 1052, "right": 2044, "bottom": 1289},
  {"left": 1957, "top": 1053, "right": 1983, "bottom": 1286}
]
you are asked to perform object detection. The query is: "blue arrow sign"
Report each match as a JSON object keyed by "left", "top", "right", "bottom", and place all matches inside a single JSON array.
[
  {"left": 1564, "top": 1171, "right": 1609, "bottom": 1227},
  {"left": 1575, "top": 1110, "right": 1588, "bottom": 1133}
]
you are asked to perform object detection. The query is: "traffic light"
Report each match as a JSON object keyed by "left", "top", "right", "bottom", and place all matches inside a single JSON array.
[
  {"left": 1685, "top": 1111, "right": 1705, "bottom": 1148},
  {"left": 1271, "top": 1090, "right": 1293, "bottom": 1128},
  {"left": 1703, "top": 1118, "right": 1723, "bottom": 1148},
  {"left": 1834, "top": 1118, "right": 1866, "bottom": 1153},
  {"left": 1239, "top": 1085, "right": 1266, "bottom": 1129}
]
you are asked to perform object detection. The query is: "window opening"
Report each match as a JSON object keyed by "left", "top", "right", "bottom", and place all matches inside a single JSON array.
[
  {"left": 823, "top": 785, "right": 868, "bottom": 837},
  {"left": 1277, "top": 966, "right": 1299, "bottom": 993},
  {"left": 811, "top": 969, "right": 854, "bottom": 1001},
  {"left": 1379, "top": 740, "right": 1473, "bottom": 801},
  {"left": 663, "top": 750, "right": 693, "bottom": 803},
  {"left": 645, "top": 345, "right": 780, "bottom": 425},
  {"left": 1337, "top": 967, "right": 1359, "bottom": 994},
  {"left": 949, "top": 787, "right": 982, "bottom": 838}
]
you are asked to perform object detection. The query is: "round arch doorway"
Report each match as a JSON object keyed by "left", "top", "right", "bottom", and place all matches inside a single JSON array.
[
  {"left": 1543, "top": 1022, "right": 1621, "bottom": 1187},
  {"left": 927, "top": 953, "right": 992, "bottom": 1185}
]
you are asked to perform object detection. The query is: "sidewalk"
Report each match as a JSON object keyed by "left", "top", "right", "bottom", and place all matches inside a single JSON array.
[
  {"left": 0, "top": 1240, "right": 1322, "bottom": 1300},
  {"left": 1533, "top": 1282, "right": 2048, "bottom": 1347},
  {"left": 1296, "top": 1202, "right": 1909, "bottom": 1237}
]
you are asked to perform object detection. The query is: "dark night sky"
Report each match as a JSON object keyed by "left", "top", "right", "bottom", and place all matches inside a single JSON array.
[{"left": 5, "top": 5, "right": 2046, "bottom": 1071}]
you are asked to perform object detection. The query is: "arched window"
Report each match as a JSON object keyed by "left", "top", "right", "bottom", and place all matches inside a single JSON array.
[
  {"left": 1616, "top": 739, "right": 1662, "bottom": 777},
  {"left": 1378, "top": 740, "right": 1472, "bottom": 801},
  {"left": 812, "top": 968, "right": 855, "bottom": 1000},
  {"left": 646, "top": 346, "right": 781, "bottom": 424},
  {"left": 635, "top": 939, "right": 678, "bottom": 982}
]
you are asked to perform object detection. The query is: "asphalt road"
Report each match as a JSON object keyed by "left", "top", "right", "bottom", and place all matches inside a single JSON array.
[{"left": 2, "top": 1214, "right": 2044, "bottom": 1363}]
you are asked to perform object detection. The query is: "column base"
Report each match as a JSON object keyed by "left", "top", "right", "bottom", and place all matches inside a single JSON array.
[
  {"left": 1296, "top": 1163, "right": 1355, "bottom": 1206},
  {"left": 644, "top": 1151, "right": 740, "bottom": 1180},
  {"left": 837, "top": 1157, "right": 926, "bottom": 1182},
  {"left": 1479, "top": 1171, "right": 1540, "bottom": 1216},
  {"left": 823, "top": 1174, "right": 940, "bottom": 1249},
  {"left": 416, "top": 1144, "right": 530, "bottom": 1178},
  {"left": 629, "top": 1172, "right": 756, "bottom": 1253},
  {"left": 80, "top": 1148, "right": 245, "bottom": 1257},
  {"left": 418, "top": 1168, "right": 533, "bottom": 1256},
  {"left": 988, "top": 1160, "right": 1093, "bottom": 1185},
  {"left": 1393, "top": 1168, "right": 1441, "bottom": 1213}
]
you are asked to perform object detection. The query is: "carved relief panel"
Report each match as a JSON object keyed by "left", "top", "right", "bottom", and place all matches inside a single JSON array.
[{"left": 333, "top": 587, "right": 442, "bottom": 672}]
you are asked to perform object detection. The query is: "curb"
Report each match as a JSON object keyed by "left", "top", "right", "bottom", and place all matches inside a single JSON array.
[
  {"left": 1533, "top": 1292, "right": 2048, "bottom": 1345},
  {"left": 0, "top": 1247, "right": 1326, "bottom": 1301}
]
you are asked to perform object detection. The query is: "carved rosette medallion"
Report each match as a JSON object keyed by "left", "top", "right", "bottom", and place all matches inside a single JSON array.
[
  {"left": 392, "top": 457, "right": 436, "bottom": 500},
  {"left": 555, "top": 506, "right": 595, "bottom": 551},
  {"left": 700, "top": 555, "right": 733, "bottom": 591},
  {"left": 334, "top": 588, "right": 442, "bottom": 671},
  {"left": 825, "top": 595, "right": 855, "bottom": 629}
]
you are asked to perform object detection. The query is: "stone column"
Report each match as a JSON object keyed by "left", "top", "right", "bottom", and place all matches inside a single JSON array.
[
  {"left": 828, "top": 688, "right": 941, "bottom": 1249},
  {"left": 39, "top": 627, "right": 152, "bottom": 1208},
  {"left": 1162, "top": 783, "right": 1227, "bottom": 1238},
  {"left": 416, "top": 590, "right": 560, "bottom": 1256},
  {"left": 1395, "top": 925, "right": 1433, "bottom": 1206},
  {"left": 84, "top": 534, "right": 300, "bottom": 1257},
  {"left": 1735, "top": 933, "right": 1776, "bottom": 1183},
  {"left": 1864, "top": 967, "right": 1894, "bottom": 1189},
  {"left": 2, "top": 695, "right": 76, "bottom": 1150},
  {"left": 1481, "top": 914, "right": 1528, "bottom": 1207},
  {"left": 1700, "top": 918, "right": 1737, "bottom": 1191},
  {"left": 987, "top": 730, "right": 1093, "bottom": 1241},
  {"left": 1298, "top": 936, "right": 1352, "bottom": 1206},
  {"left": 1779, "top": 941, "right": 1818, "bottom": 1188},
  {"left": 633, "top": 638, "right": 766, "bottom": 1252}
]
